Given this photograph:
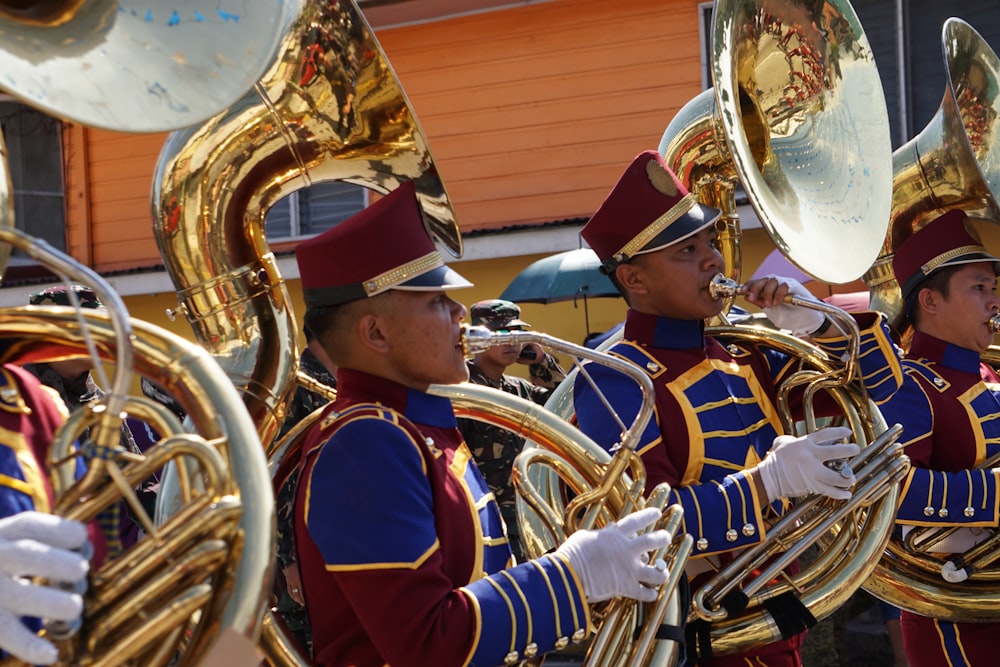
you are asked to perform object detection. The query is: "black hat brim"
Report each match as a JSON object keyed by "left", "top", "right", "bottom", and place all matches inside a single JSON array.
[{"left": 634, "top": 202, "right": 723, "bottom": 257}]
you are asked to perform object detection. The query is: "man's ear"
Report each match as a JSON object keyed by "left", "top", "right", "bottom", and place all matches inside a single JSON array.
[
  {"left": 916, "top": 286, "right": 939, "bottom": 317},
  {"left": 616, "top": 263, "right": 647, "bottom": 295},
  {"left": 357, "top": 312, "right": 390, "bottom": 353}
]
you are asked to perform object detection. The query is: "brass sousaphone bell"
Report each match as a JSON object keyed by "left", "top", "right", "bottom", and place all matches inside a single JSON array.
[
  {"left": 0, "top": 0, "right": 287, "bottom": 132},
  {"left": 863, "top": 17, "right": 1000, "bottom": 334}
]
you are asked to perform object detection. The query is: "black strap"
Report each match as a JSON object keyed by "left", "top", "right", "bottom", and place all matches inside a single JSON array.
[
  {"left": 685, "top": 618, "right": 714, "bottom": 664},
  {"left": 762, "top": 591, "right": 817, "bottom": 639},
  {"left": 653, "top": 623, "right": 686, "bottom": 643},
  {"left": 719, "top": 590, "right": 749, "bottom": 616}
]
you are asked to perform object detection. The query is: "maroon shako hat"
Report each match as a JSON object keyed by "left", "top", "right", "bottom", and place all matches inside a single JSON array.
[
  {"left": 892, "top": 208, "right": 1000, "bottom": 301},
  {"left": 582, "top": 150, "right": 722, "bottom": 273},
  {"left": 295, "top": 181, "right": 472, "bottom": 309}
]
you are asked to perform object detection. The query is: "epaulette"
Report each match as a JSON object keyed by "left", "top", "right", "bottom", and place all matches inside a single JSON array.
[
  {"left": 319, "top": 402, "right": 394, "bottom": 432},
  {"left": 0, "top": 366, "right": 29, "bottom": 415},
  {"left": 712, "top": 336, "right": 753, "bottom": 359},
  {"left": 903, "top": 359, "right": 951, "bottom": 393},
  {"left": 610, "top": 341, "right": 667, "bottom": 379}
]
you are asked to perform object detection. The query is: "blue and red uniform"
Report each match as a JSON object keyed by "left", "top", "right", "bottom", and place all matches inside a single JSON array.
[
  {"left": 574, "top": 310, "right": 900, "bottom": 666},
  {"left": 0, "top": 364, "right": 65, "bottom": 519},
  {"left": 575, "top": 311, "right": 805, "bottom": 666},
  {"left": 0, "top": 363, "right": 100, "bottom": 653},
  {"left": 851, "top": 328, "right": 1000, "bottom": 666},
  {"left": 294, "top": 368, "right": 590, "bottom": 667}
]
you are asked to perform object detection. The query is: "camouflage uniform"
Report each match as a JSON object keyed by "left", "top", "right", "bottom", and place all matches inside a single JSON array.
[
  {"left": 458, "top": 354, "right": 565, "bottom": 564},
  {"left": 457, "top": 299, "right": 568, "bottom": 563},
  {"left": 274, "top": 346, "right": 337, "bottom": 654}
]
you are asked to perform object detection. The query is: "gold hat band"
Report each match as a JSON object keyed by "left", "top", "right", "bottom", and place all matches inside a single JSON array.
[
  {"left": 615, "top": 193, "right": 698, "bottom": 261},
  {"left": 920, "top": 244, "right": 989, "bottom": 275},
  {"left": 363, "top": 251, "right": 444, "bottom": 296}
]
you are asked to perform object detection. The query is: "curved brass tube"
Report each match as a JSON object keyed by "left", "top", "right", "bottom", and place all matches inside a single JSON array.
[
  {"left": 864, "top": 17, "right": 1000, "bottom": 331},
  {"left": 0, "top": 307, "right": 273, "bottom": 667},
  {"left": 151, "top": 0, "right": 462, "bottom": 458},
  {"left": 437, "top": 325, "right": 695, "bottom": 666}
]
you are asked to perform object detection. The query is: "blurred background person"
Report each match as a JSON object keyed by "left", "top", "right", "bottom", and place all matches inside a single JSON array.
[
  {"left": 458, "top": 298, "right": 565, "bottom": 563},
  {"left": 25, "top": 285, "right": 143, "bottom": 557}
]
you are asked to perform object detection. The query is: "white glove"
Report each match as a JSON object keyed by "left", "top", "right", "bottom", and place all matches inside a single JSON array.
[
  {"left": 0, "top": 512, "right": 90, "bottom": 665},
  {"left": 761, "top": 276, "right": 826, "bottom": 336},
  {"left": 756, "top": 426, "right": 860, "bottom": 502},
  {"left": 555, "top": 507, "right": 671, "bottom": 603}
]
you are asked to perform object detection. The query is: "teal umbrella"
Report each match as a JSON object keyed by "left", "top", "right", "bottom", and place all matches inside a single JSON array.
[{"left": 499, "top": 248, "right": 620, "bottom": 334}]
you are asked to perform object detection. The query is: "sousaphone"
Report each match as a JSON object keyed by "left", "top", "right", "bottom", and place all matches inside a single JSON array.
[
  {"left": 150, "top": 0, "right": 460, "bottom": 663},
  {"left": 861, "top": 17, "right": 1000, "bottom": 623},
  {"left": 863, "top": 17, "right": 1000, "bottom": 334},
  {"left": 0, "top": 1, "right": 287, "bottom": 663},
  {"left": 543, "top": 0, "right": 904, "bottom": 658}
]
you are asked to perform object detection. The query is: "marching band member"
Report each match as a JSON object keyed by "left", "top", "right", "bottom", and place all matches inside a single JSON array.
[
  {"left": 858, "top": 209, "right": 1000, "bottom": 666},
  {"left": 291, "top": 181, "right": 673, "bottom": 667},
  {"left": 574, "top": 150, "right": 878, "bottom": 666},
  {"left": 0, "top": 364, "right": 90, "bottom": 665}
]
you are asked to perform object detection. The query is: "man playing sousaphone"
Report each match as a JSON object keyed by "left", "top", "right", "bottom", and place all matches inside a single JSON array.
[
  {"left": 573, "top": 150, "right": 904, "bottom": 666},
  {"left": 849, "top": 209, "right": 1000, "bottom": 666},
  {"left": 290, "top": 181, "right": 675, "bottom": 666}
]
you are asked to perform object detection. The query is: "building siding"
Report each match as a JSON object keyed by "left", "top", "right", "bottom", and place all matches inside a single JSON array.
[
  {"left": 75, "top": 0, "right": 704, "bottom": 273},
  {"left": 377, "top": 0, "right": 704, "bottom": 231}
]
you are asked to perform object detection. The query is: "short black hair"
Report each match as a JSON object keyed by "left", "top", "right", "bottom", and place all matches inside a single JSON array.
[
  {"left": 902, "top": 264, "right": 962, "bottom": 327},
  {"left": 603, "top": 263, "right": 632, "bottom": 306}
]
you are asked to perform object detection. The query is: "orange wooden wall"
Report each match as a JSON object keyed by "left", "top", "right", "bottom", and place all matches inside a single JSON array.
[
  {"left": 63, "top": 0, "right": 707, "bottom": 273},
  {"left": 376, "top": 0, "right": 706, "bottom": 231}
]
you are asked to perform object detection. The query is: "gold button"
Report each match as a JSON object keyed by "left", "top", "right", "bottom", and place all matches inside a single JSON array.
[
  {"left": 504, "top": 651, "right": 520, "bottom": 665},
  {"left": 696, "top": 537, "right": 709, "bottom": 551},
  {"left": 524, "top": 643, "right": 539, "bottom": 658},
  {"left": 725, "top": 529, "right": 738, "bottom": 542},
  {"left": 646, "top": 361, "right": 660, "bottom": 372},
  {"left": 938, "top": 508, "right": 949, "bottom": 518},
  {"left": 742, "top": 523, "right": 756, "bottom": 537},
  {"left": 965, "top": 507, "right": 976, "bottom": 518},
  {"left": 555, "top": 637, "right": 569, "bottom": 650},
  {"left": 923, "top": 506, "right": 935, "bottom": 517},
  {"left": 572, "top": 628, "right": 587, "bottom": 642}
]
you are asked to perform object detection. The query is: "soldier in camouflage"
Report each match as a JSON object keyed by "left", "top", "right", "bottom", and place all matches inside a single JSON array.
[
  {"left": 274, "top": 326, "right": 338, "bottom": 654},
  {"left": 458, "top": 299, "right": 565, "bottom": 563}
]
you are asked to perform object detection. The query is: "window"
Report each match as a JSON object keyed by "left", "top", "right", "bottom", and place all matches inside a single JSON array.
[
  {"left": 265, "top": 180, "right": 368, "bottom": 240},
  {"left": 0, "top": 99, "right": 65, "bottom": 256}
]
